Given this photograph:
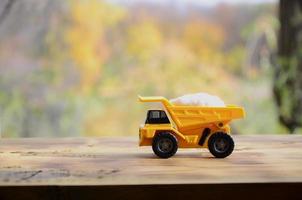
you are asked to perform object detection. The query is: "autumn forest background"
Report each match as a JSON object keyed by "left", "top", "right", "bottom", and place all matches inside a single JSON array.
[{"left": 0, "top": 0, "right": 300, "bottom": 137}]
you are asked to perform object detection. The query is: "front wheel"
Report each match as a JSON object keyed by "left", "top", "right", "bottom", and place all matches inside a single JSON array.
[
  {"left": 208, "top": 132, "right": 234, "bottom": 158},
  {"left": 152, "top": 132, "right": 178, "bottom": 158}
]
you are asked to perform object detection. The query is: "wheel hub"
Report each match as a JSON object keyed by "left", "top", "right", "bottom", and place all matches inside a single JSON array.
[
  {"left": 214, "top": 138, "right": 229, "bottom": 153},
  {"left": 158, "top": 138, "right": 173, "bottom": 152}
]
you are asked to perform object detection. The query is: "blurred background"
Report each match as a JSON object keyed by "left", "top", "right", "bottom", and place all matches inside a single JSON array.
[{"left": 0, "top": 0, "right": 301, "bottom": 137}]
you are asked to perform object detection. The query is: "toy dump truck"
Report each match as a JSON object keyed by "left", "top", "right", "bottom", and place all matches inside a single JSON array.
[{"left": 138, "top": 96, "right": 245, "bottom": 158}]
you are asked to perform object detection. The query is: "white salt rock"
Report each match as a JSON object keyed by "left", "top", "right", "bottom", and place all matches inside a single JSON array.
[{"left": 170, "top": 93, "right": 225, "bottom": 107}]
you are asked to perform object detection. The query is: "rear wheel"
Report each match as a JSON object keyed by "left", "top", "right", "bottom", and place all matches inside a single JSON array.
[
  {"left": 208, "top": 132, "right": 234, "bottom": 158},
  {"left": 152, "top": 132, "right": 178, "bottom": 158}
]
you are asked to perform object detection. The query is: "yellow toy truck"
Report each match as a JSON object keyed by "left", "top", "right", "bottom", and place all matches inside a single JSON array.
[{"left": 138, "top": 96, "right": 245, "bottom": 158}]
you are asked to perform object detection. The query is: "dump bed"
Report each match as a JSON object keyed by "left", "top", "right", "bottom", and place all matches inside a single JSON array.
[{"left": 139, "top": 96, "right": 245, "bottom": 130}]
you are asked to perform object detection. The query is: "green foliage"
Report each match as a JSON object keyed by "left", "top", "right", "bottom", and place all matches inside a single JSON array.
[{"left": 224, "top": 46, "right": 246, "bottom": 75}]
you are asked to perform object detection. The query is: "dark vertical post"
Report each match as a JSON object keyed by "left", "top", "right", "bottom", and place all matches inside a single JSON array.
[{"left": 274, "top": 0, "right": 302, "bottom": 133}]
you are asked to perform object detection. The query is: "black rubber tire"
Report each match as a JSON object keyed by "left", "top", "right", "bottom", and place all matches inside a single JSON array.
[
  {"left": 152, "top": 132, "right": 178, "bottom": 158},
  {"left": 208, "top": 132, "right": 234, "bottom": 158}
]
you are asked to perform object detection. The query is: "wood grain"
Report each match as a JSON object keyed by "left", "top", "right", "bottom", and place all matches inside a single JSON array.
[{"left": 0, "top": 135, "right": 301, "bottom": 186}]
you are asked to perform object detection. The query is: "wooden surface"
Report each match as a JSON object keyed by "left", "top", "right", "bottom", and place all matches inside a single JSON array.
[
  {"left": 0, "top": 135, "right": 302, "bottom": 200},
  {"left": 0, "top": 135, "right": 301, "bottom": 185}
]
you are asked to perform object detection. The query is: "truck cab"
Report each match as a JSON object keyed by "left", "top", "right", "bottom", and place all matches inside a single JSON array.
[
  {"left": 145, "top": 110, "right": 170, "bottom": 124},
  {"left": 139, "top": 110, "right": 174, "bottom": 147}
]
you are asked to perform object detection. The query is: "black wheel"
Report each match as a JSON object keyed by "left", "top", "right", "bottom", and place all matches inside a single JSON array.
[
  {"left": 152, "top": 132, "right": 178, "bottom": 158},
  {"left": 208, "top": 132, "right": 234, "bottom": 158}
]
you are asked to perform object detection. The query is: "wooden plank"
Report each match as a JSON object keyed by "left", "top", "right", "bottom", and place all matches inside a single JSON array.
[{"left": 0, "top": 135, "right": 301, "bottom": 185}]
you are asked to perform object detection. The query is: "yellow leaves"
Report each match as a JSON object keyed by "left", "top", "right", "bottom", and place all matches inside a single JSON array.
[
  {"left": 65, "top": 0, "right": 125, "bottom": 93},
  {"left": 71, "top": 0, "right": 125, "bottom": 28},
  {"left": 57, "top": 2, "right": 241, "bottom": 136},
  {"left": 126, "top": 21, "right": 162, "bottom": 62},
  {"left": 183, "top": 20, "right": 225, "bottom": 65}
]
